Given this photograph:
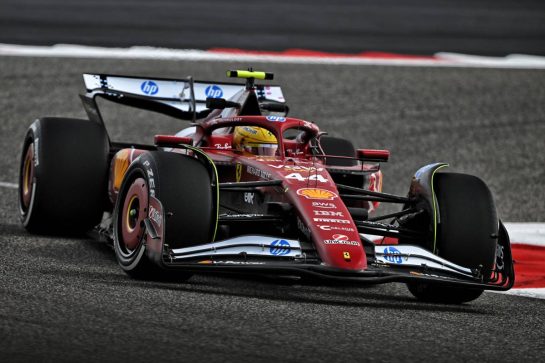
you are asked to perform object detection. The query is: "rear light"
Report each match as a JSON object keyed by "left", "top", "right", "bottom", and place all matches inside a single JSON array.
[{"left": 357, "top": 149, "right": 390, "bottom": 162}]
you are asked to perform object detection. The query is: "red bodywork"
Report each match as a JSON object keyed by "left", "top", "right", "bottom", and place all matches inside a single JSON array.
[{"left": 111, "top": 115, "right": 382, "bottom": 271}]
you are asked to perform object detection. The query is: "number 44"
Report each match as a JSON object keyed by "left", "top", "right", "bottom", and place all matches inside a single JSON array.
[{"left": 285, "top": 173, "right": 328, "bottom": 183}]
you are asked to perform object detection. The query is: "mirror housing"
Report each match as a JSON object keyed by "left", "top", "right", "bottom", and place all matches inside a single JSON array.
[
  {"left": 357, "top": 149, "right": 390, "bottom": 162},
  {"left": 206, "top": 97, "right": 241, "bottom": 110}
]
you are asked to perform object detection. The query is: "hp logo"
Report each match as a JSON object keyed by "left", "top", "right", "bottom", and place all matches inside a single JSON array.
[
  {"left": 205, "top": 85, "right": 223, "bottom": 98},
  {"left": 270, "top": 240, "right": 291, "bottom": 256},
  {"left": 383, "top": 246, "right": 403, "bottom": 264},
  {"left": 266, "top": 116, "right": 286, "bottom": 122},
  {"left": 141, "top": 80, "right": 159, "bottom": 95}
]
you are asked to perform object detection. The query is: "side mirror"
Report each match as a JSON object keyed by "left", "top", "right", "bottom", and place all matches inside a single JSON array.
[
  {"left": 154, "top": 135, "right": 193, "bottom": 147},
  {"left": 260, "top": 102, "right": 290, "bottom": 115},
  {"left": 357, "top": 149, "right": 390, "bottom": 162},
  {"left": 206, "top": 97, "right": 241, "bottom": 110}
]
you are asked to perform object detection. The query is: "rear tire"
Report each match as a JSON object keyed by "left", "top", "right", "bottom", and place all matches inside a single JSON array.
[
  {"left": 407, "top": 173, "right": 498, "bottom": 304},
  {"left": 19, "top": 118, "right": 109, "bottom": 234},
  {"left": 113, "top": 151, "right": 215, "bottom": 280},
  {"left": 319, "top": 136, "right": 356, "bottom": 166}
]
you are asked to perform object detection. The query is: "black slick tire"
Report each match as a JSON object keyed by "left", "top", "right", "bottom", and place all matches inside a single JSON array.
[
  {"left": 113, "top": 151, "right": 214, "bottom": 280},
  {"left": 19, "top": 117, "right": 109, "bottom": 234},
  {"left": 407, "top": 173, "right": 498, "bottom": 304}
]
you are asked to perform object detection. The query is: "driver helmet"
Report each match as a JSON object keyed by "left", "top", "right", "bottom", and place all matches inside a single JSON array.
[{"left": 233, "top": 126, "right": 278, "bottom": 156}]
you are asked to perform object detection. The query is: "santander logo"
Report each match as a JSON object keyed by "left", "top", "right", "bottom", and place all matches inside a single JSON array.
[{"left": 332, "top": 234, "right": 349, "bottom": 241}]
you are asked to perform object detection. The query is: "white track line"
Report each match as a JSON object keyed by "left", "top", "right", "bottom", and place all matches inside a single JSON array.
[
  {"left": 1, "top": 43, "right": 545, "bottom": 69},
  {"left": 501, "top": 288, "right": 545, "bottom": 299},
  {"left": 0, "top": 43, "right": 450, "bottom": 66},
  {"left": 0, "top": 181, "right": 18, "bottom": 189},
  {"left": 490, "top": 288, "right": 545, "bottom": 300}
]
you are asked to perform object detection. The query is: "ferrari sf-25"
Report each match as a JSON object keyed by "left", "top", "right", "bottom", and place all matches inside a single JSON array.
[{"left": 19, "top": 69, "right": 514, "bottom": 303}]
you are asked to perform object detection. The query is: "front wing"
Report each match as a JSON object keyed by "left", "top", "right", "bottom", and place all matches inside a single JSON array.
[{"left": 158, "top": 223, "right": 514, "bottom": 291}]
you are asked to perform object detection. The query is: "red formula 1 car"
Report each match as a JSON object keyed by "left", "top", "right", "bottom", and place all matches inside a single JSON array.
[{"left": 19, "top": 69, "right": 514, "bottom": 303}]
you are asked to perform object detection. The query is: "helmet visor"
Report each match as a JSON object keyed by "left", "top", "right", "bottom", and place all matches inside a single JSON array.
[{"left": 244, "top": 143, "right": 278, "bottom": 156}]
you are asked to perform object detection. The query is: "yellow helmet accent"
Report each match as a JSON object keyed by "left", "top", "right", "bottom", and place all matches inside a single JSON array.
[{"left": 233, "top": 126, "right": 278, "bottom": 156}]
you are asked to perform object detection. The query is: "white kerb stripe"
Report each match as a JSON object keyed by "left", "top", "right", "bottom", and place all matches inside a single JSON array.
[
  {"left": 503, "top": 223, "right": 545, "bottom": 246},
  {"left": 1, "top": 43, "right": 545, "bottom": 69}
]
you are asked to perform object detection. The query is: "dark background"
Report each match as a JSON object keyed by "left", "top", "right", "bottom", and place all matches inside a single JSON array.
[{"left": 1, "top": 0, "right": 545, "bottom": 55}]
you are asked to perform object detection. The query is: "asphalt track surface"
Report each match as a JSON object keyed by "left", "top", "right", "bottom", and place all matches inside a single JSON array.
[
  {"left": 1, "top": 56, "right": 544, "bottom": 362},
  {"left": 1, "top": 0, "right": 545, "bottom": 56}
]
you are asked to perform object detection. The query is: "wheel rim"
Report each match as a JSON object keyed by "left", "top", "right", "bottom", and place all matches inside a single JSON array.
[
  {"left": 120, "top": 177, "right": 148, "bottom": 252},
  {"left": 21, "top": 143, "right": 35, "bottom": 210}
]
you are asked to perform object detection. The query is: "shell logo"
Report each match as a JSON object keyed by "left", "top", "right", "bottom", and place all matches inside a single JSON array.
[{"left": 296, "top": 188, "right": 338, "bottom": 200}]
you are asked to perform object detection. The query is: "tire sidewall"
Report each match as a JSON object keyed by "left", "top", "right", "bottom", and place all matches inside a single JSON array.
[
  {"left": 113, "top": 166, "right": 150, "bottom": 271},
  {"left": 19, "top": 123, "right": 39, "bottom": 227}
]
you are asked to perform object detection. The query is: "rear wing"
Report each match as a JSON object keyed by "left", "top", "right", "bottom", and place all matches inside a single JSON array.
[{"left": 80, "top": 73, "right": 286, "bottom": 123}]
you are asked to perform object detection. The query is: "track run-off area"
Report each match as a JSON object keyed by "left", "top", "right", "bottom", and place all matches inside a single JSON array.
[{"left": 1, "top": 46, "right": 544, "bottom": 361}]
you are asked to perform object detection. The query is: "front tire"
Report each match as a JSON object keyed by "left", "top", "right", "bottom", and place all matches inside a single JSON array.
[
  {"left": 407, "top": 173, "right": 498, "bottom": 304},
  {"left": 113, "top": 151, "right": 215, "bottom": 279}
]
